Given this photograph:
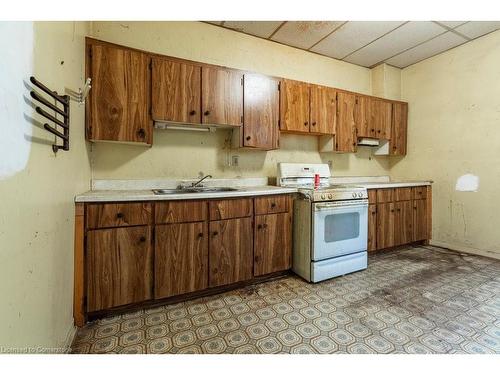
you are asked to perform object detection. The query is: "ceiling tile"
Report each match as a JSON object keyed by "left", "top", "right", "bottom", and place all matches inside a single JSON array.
[
  {"left": 386, "top": 32, "right": 468, "bottom": 68},
  {"left": 436, "top": 21, "right": 468, "bottom": 28},
  {"left": 223, "top": 21, "right": 283, "bottom": 38},
  {"left": 343, "top": 21, "right": 447, "bottom": 67},
  {"left": 205, "top": 21, "right": 224, "bottom": 26},
  {"left": 454, "top": 21, "right": 500, "bottom": 39},
  {"left": 271, "top": 21, "right": 344, "bottom": 49},
  {"left": 310, "top": 21, "right": 405, "bottom": 59}
]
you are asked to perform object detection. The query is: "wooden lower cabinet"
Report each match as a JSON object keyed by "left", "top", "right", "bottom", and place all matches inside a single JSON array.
[
  {"left": 376, "top": 203, "right": 395, "bottom": 249},
  {"left": 86, "top": 226, "right": 153, "bottom": 312},
  {"left": 209, "top": 218, "right": 253, "bottom": 287},
  {"left": 154, "top": 222, "right": 208, "bottom": 299},
  {"left": 367, "top": 204, "right": 377, "bottom": 252},
  {"left": 394, "top": 201, "right": 413, "bottom": 246},
  {"left": 254, "top": 212, "right": 292, "bottom": 276},
  {"left": 413, "top": 199, "right": 428, "bottom": 241}
]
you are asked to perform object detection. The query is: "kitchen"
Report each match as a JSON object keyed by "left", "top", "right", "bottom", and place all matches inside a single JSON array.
[{"left": 1, "top": 0, "right": 499, "bottom": 371}]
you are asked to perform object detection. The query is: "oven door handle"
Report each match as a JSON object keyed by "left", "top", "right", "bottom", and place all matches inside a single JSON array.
[{"left": 314, "top": 201, "right": 368, "bottom": 211}]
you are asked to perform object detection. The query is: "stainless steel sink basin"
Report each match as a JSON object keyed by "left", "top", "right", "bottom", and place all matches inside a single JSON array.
[{"left": 153, "top": 187, "right": 239, "bottom": 195}]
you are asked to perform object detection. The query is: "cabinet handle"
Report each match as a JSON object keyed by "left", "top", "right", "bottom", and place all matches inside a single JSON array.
[
  {"left": 263, "top": 223, "right": 268, "bottom": 229},
  {"left": 204, "top": 110, "right": 210, "bottom": 116},
  {"left": 312, "top": 122, "right": 316, "bottom": 126},
  {"left": 137, "top": 128, "right": 146, "bottom": 138},
  {"left": 198, "top": 233, "right": 204, "bottom": 238},
  {"left": 189, "top": 110, "right": 196, "bottom": 116},
  {"left": 397, "top": 208, "right": 401, "bottom": 212},
  {"left": 246, "top": 136, "right": 251, "bottom": 141},
  {"left": 390, "top": 209, "right": 395, "bottom": 213},
  {"left": 139, "top": 236, "right": 146, "bottom": 242},
  {"left": 377, "top": 130, "right": 381, "bottom": 133},
  {"left": 371, "top": 211, "right": 376, "bottom": 215},
  {"left": 270, "top": 203, "right": 276, "bottom": 208},
  {"left": 257, "top": 224, "right": 262, "bottom": 230},
  {"left": 212, "top": 231, "right": 218, "bottom": 236},
  {"left": 304, "top": 121, "right": 308, "bottom": 126},
  {"left": 116, "top": 212, "right": 124, "bottom": 219}
]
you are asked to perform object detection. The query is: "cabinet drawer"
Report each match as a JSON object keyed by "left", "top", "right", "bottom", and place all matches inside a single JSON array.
[
  {"left": 86, "top": 203, "right": 152, "bottom": 229},
  {"left": 412, "top": 186, "right": 427, "bottom": 200},
  {"left": 367, "top": 189, "right": 377, "bottom": 204},
  {"left": 209, "top": 198, "right": 253, "bottom": 220},
  {"left": 255, "top": 195, "right": 290, "bottom": 215},
  {"left": 155, "top": 200, "right": 207, "bottom": 224},
  {"left": 394, "top": 187, "right": 412, "bottom": 201},
  {"left": 376, "top": 188, "right": 394, "bottom": 203}
]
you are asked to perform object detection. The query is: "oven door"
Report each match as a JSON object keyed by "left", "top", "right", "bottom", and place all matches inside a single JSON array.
[{"left": 312, "top": 200, "right": 368, "bottom": 261}]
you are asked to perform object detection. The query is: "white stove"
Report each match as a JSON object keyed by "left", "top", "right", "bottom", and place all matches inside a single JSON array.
[{"left": 278, "top": 163, "right": 368, "bottom": 283}]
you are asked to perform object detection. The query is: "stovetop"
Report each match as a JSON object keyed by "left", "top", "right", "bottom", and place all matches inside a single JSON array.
[{"left": 297, "top": 184, "right": 368, "bottom": 202}]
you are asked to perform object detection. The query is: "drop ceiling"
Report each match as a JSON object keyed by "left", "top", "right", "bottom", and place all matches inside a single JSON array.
[{"left": 205, "top": 21, "right": 500, "bottom": 68}]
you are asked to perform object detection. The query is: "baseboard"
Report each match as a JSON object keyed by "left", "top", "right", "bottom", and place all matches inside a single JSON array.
[{"left": 430, "top": 240, "right": 500, "bottom": 260}]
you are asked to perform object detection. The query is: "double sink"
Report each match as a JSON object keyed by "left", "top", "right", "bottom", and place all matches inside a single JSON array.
[{"left": 153, "top": 187, "right": 239, "bottom": 195}]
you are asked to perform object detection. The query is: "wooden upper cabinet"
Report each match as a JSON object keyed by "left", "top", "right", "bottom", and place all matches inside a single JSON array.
[
  {"left": 151, "top": 58, "right": 201, "bottom": 124},
  {"left": 280, "top": 79, "right": 310, "bottom": 133},
  {"left": 202, "top": 67, "right": 243, "bottom": 126},
  {"left": 335, "top": 91, "right": 357, "bottom": 152},
  {"left": 390, "top": 102, "right": 408, "bottom": 156},
  {"left": 242, "top": 74, "right": 279, "bottom": 149},
  {"left": 372, "top": 99, "right": 392, "bottom": 140},
  {"left": 310, "top": 85, "right": 336, "bottom": 135},
  {"left": 87, "top": 42, "right": 151, "bottom": 144},
  {"left": 355, "top": 96, "right": 374, "bottom": 138}
]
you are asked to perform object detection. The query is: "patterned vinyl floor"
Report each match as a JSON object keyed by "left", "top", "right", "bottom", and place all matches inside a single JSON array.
[{"left": 71, "top": 246, "right": 500, "bottom": 354}]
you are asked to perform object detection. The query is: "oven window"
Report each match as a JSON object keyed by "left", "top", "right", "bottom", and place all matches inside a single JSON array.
[{"left": 324, "top": 212, "right": 360, "bottom": 242}]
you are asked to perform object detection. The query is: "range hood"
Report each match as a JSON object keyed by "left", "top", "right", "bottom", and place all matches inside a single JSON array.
[
  {"left": 154, "top": 120, "right": 241, "bottom": 132},
  {"left": 357, "top": 137, "right": 380, "bottom": 146}
]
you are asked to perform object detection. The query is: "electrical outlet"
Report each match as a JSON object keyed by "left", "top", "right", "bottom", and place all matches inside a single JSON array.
[{"left": 231, "top": 155, "right": 239, "bottom": 167}]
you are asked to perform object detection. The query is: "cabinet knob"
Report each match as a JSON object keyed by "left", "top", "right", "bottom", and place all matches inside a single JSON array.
[
  {"left": 371, "top": 211, "right": 376, "bottom": 215},
  {"left": 116, "top": 212, "right": 124, "bottom": 219},
  {"left": 377, "top": 130, "right": 381, "bottom": 133},
  {"left": 270, "top": 203, "right": 276, "bottom": 208},
  {"left": 213, "top": 231, "right": 218, "bottom": 236},
  {"left": 397, "top": 208, "right": 401, "bottom": 212},
  {"left": 137, "top": 128, "right": 146, "bottom": 138},
  {"left": 198, "top": 233, "right": 203, "bottom": 238},
  {"left": 246, "top": 136, "right": 251, "bottom": 141},
  {"left": 139, "top": 236, "right": 146, "bottom": 242},
  {"left": 312, "top": 122, "right": 316, "bottom": 126},
  {"left": 257, "top": 224, "right": 262, "bottom": 230},
  {"left": 304, "top": 121, "right": 309, "bottom": 126},
  {"left": 204, "top": 110, "right": 210, "bottom": 116},
  {"left": 189, "top": 110, "right": 196, "bottom": 116},
  {"left": 263, "top": 223, "right": 268, "bottom": 229},
  {"left": 391, "top": 209, "right": 395, "bottom": 213}
]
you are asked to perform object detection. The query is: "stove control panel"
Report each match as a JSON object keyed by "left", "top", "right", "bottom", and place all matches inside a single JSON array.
[{"left": 299, "top": 187, "right": 368, "bottom": 202}]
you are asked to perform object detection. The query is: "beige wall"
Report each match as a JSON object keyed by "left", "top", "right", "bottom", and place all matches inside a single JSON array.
[
  {"left": 0, "top": 22, "right": 91, "bottom": 350},
  {"left": 89, "top": 21, "right": 391, "bottom": 179},
  {"left": 392, "top": 30, "right": 500, "bottom": 258}
]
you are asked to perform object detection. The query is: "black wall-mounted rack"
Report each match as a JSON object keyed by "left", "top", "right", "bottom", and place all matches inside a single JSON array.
[{"left": 29, "top": 76, "right": 70, "bottom": 153}]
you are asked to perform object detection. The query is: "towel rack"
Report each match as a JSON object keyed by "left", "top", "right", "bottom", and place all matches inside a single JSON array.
[{"left": 29, "top": 76, "right": 70, "bottom": 153}]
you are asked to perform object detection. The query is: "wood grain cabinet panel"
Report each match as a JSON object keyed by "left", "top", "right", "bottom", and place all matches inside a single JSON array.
[
  {"left": 202, "top": 67, "right": 243, "bottom": 126},
  {"left": 372, "top": 99, "right": 392, "bottom": 140},
  {"left": 209, "top": 198, "right": 253, "bottom": 221},
  {"left": 376, "top": 203, "right": 395, "bottom": 250},
  {"left": 413, "top": 199, "right": 428, "bottom": 241},
  {"left": 155, "top": 200, "right": 207, "bottom": 224},
  {"left": 394, "top": 187, "right": 412, "bottom": 201},
  {"left": 242, "top": 74, "right": 279, "bottom": 149},
  {"left": 254, "top": 213, "right": 292, "bottom": 276},
  {"left": 355, "top": 96, "right": 374, "bottom": 138},
  {"left": 209, "top": 218, "right": 253, "bottom": 287},
  {"left": 394, "top": 201, "right": 413, "bottom": 246},
  {"left": 368, "top": 204, "right": 377, "bottom": 252},
  {"left": 367, "top": 189, "right": 377, "bottom": 204},
  {"left": 86, "top": 226, "right": 153, "bottom": 312},
  {"left": 310, "top": 85, "right": 336, "bottom": 135},
  {"left": 376, "top": 188, "right": 394, "bottom": 203},
  {"left": 254, "top": 195, "right": 290, "bottom": 215},
  {"left": 87, "top": 43, "right": 151, "bottom": 144},
  {"left": 280, "top": 79, "right": 310, "bottom": 133},
  {"left": 154, "top": 222, "right": 208, "bottom": 299},
  {"left": 151, "top": 58, "right": 201, "bottom": 124},
  {"left": 335, "top": 92, "right": 357, "bottom": 152},
  {"left": 390, "top": 102, "right": 408, "bottom": 156},
  {"left": 86, "top": 203, "right": 152, "bottom": 229},
  {"left": 412, "top": 186, "right": 427, "bottom": 200}
]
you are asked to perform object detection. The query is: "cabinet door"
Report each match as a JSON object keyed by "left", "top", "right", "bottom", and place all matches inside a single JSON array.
[
  {"left": 355, "top": 96, "right": 374, "bottom": 138},
  {"left": 413, "top": 199, "right": 428, "bottom": 241},
  {"left": 202, "top": 67, "right": 243, "bottom": 126},
  {"left": 368, "top": 204, "right": 377, "bottom": 252},
  {"left": 394, "top": 201, "right": 413, "bottom": 246},
  {"left": 88, "top": 43, "right": 151, "bottom": 144},
  {"left": 280, "top": 80, "right": 310, "bottom": 133},
  {"left": 151, "top": 58, "right": 201, "bottom": 124},
  {"left": 310, "top": 85, "right": 336, "bottom": 135},
  {"left": 86, "top": 226, "right": 153, "bottom": 312},
  {"left": 372, "top": 99, "right": 392, "bottom": 140},
  {"left": 376, "top": 203, "right": 395, "bottom": 249},
  {"left": 209, "top": 218, "right": 253, "bottom": 287},
  {"left": 335, "top": 92, "right": 357, "bottom": 152},
  {"left": 390, "top": 102, "right": 408, "bottom": 156},
  {"left": 155, "top": 222, "right": 208, "bottom": 299},
  {"left": 254, "top": 213, "right": 292, "bottom": 276},
  {"left": 243, "top": 74, "right": 279, "bottom": 149}
]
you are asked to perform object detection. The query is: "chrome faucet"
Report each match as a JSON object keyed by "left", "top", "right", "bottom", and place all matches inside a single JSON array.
[{"left": 191, "top": 174, "right": 213, "bottom": 188}]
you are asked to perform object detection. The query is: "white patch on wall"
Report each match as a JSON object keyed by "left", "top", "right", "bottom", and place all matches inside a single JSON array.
[
  {"left": 0, "top": 22, "right": 34, "bottom": 180},
  {"left": 455, "top": 174, "right": 479, "bottom": 192}
]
